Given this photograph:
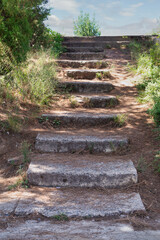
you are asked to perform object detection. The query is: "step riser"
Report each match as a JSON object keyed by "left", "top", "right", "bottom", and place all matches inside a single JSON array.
[
  {"left": 35, "top": 134, "right": 129, "bottom": 154},
  {"left": 66, "top": 70, "right": 111, "bottom": 80},
  {"left": 5, "top": 189, "right": 145, "bottom": 218},
  {"left": 60, "top": 53, "right": 105, "bottom": 60},
  {"left": 66, "top": 47, "right": 104, "bottom": 53},
  {"left": 59, "top": 82, "right": 114, "bottom": 93},
  {"left": 41, "top": 114, "right": 118, "bottom": 127},
  {"left": 63, "top": 35, "right": 150, "bottom": 42},
  {"left": 75, "top": 96, "right": 118, "bottom": 108},
  {"left": 63, "top": 42, "right": 129, "bottom": 48},
  {"left": 28, "top": 172, "right": 137, "bottom": 188},
  {"left": 57, "top": 60, "right": 108, "bottom": 69}
]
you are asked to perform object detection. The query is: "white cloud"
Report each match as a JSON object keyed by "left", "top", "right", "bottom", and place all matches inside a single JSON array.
[
  {"left": 101, "top": 18, "right": 158, "bottom": 36},
  {"left": 47, "top": 0, "right": 79, "bottom": 14},
  {"left": 120, "top": 2, "right": 144, "bottom": 17},
  {"left": 45, "top": 15, "right": 74, "bottom": 35},
  {"left": 45, "top": 15, "right": 61, "bottom": 27},
  {"left": 105, "top": 17, "right": 114, "bottom": 21}
]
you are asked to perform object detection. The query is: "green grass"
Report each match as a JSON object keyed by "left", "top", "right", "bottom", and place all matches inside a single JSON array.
[
  {"left": 0, "top": 49, "right": 58, "bottom": 106},
  {"left": 153, "top": 151, "right": 160, "bottom": 174},
  {"left": 129, "top": 40, "right": 160, "bottom": 126},
  {"left": 8, "top": 178, "right": 29, "bottom": 191},
  {"left": 114, "top": 114, "right": 127, "bottom": 127},
  {"left": 52, "top": 214, "right": 69, "bottom": 221}
]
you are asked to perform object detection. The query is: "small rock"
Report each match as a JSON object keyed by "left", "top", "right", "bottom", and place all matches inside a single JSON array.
[{"left": 8, "top": 156, "right": 23, "bottom": 165}]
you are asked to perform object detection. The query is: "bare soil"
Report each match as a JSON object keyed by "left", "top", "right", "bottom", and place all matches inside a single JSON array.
[{"left": 0, "top": 48, "right": 160, "bottom": 226}]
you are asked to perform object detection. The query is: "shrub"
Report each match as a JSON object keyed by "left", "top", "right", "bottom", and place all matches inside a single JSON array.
[
  {"left": 3, "top": 49, "right": 58, "bottom": 105},
  {"left": 0, "top": 0, "right": 50, "bottom": 62},
  {"left": 129, "top": 39, "right": 160, "bottom": 126},
  {"left": 43, "top": 29, "right": 65, "bottom": 57},
  {"left": 73, "top": 11, "right": 101, "bottom": 36},
  {"left": 0, "top": 40, "right": 15, "bottom": 75}
]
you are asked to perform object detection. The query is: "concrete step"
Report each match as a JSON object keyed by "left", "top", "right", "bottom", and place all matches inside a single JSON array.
[
  {"left": 35, "top": 133, "right": 129, "bottom": 153},
  {"left": 2, "top": 188, "right": 145, "bottom": 218},
  {"left": 65, "top": 69, "right": 111, "bottom": 80},
  {"left": 2, "top": 220, "right": 160, "bottom": 240},
  {"left": 56, "top": 60, "right": 108, "bottom": 68},
  {"left": 58, "top": 81, "right": 114, "bottom": 93},
  {"left": 73, "top": 95, "right": 118, "bottom": 108},
  {"left": 27, "top": 155, "right": 137, "bottom": 188},
  {"left": 66, "top": 47, "right": 104, "bottom": 52},
  {"left": 60, "top": 52, "right": 105, "bottom": 60},
  {"left": 63, "top": 35, "right": 150, "bottom": 42},
  {"left": 40, "top": 112, "right": 119, "bottom": 127},
  {"left": 63, "top": 41, "right": 130, "bottom": 48}
]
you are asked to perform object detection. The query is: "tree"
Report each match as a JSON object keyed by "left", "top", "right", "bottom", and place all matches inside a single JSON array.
[
  {"left": 73, "top": 11, "right": 101, "bottom": 37},
  {"left": 0, "top": 0, "right": 50, "bottom": 62}
]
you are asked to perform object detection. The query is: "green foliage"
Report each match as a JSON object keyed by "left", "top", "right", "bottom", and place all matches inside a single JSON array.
[
  {"left": 52, "top": 214, "right": 69, "bottom": 221},
  {"left": 0, "top": 40, "right": 15, "bottom": 74},
  {"left": 21, "top": 141, "right": 31, "bottom": 164},
  {"left": 73, "top": 11, "right": 101, "bottom": 36},
  {"left": 0, "top": 0, "right": 50, "bottom": 62},
  {"left": 96, "top": 72, "right": 102, "bottom": 80},
  {"left": 129, "top": 40, "right": 160, "bottom": 126},
  {"left": 43, "top": 29, "right": 65, "bottom": 57},
  {"left": 153, "top": 151, "right": 160, "bottom": 174},
  {"left": 1, "top": 49, "right": 58, "bottom": 105},
  {"left": 8, "top": 178, "right": 29, "bottom": 191},
  {"left": 114, "top": 114, "right": 127, "bottom": 127}
]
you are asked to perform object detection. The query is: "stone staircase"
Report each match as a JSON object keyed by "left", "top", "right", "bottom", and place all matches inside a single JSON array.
[{"left": 26, "top": 36, "right": 146, "bottom": 219}]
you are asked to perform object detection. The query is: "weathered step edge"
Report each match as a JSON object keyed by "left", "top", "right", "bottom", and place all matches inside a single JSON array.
[
  {"left": 63, "top": 41, "right": 130, "bottom": 48},
  {"left": 35, "top": 133, "right": 129, "bottom": 153},
  {"left": 60, "top": 52, "right": 105, "bottom": 60},
  {"left": 66, "top": 69, "right": 112, "bottom": 80},
  {"left": 41, "top": 113, "right": 119, "bottom": 127},
  {"left": 66, "top": 47, "right": 104, "bottom": 52},
  {"left": 58, "top": 81, "right": 114, "bottom": 93},
  {"left": 56, "top": 60, "right": 108, "bottom": 69},
  {"left": 27, "top": 158, "right": 137, "bottom": 188},
  {"left": 73, "top": 95, "right": 119, "bottom": 108},
  {"left": 63, "top": 35, "right": 151, "bottom": 42},
  {"left": 11, "top": 190, "right": 145, "bottom": 218}
]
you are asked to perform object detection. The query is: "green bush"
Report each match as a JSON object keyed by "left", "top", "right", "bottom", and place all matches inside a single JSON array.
[
  {"left": 43, "top": 29, "right": 65, "bottom": 57},
  {"left": 73, "top": 11, "right": 101, "bottom": 36},
  {"left": 0, "top": 40, "right": 15, "bottom": 74},
  {"left": 129, "top": 40, "right": 160, "bottom": 126},
  {"left": 2, "top": 49, "right": 58, "bottom": 105},
  {"left": 0, "top": 0, "right": 50, "bottom": 62}
]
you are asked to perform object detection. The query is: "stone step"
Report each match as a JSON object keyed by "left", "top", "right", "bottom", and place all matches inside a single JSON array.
[
  {"left": 41, "top": 112, "right": 118, "bottom": 126},
  {"left": 63, "top": 41, "right": 130, "bottom": 48},
  {"left": 65, "top": 69, "right": 111, "bottom": 80},
  {"left": 35, "top": 133, "right": 129, "bottom": 153},
  {"left": 73, "top": 95, "right": 118, "bottom": 108},
  {"left": 66, "top": 47, "right": 104, "bottom": 52},
  {"left": 63, "top": 35, "right": 149, "bottom": 42},
  {"left": 56, "top": 60, "right": 108, "bottom": 68},
  {"left": 2, "top": 189, "right": 145, "bottom": 218},
  {"left": 60, "top": 52, "right": 105, "bottom": 60},
  {"left": 58, "top": 81, "right": 114, "bottom": 93},
  {"left": 2, "top": 220, "right": 160, "bottom": 240},
  {"left": 64, "top": 36, "right": 129, "bottom": 42},
  {"left": 27, "top": 155, "right": 137, "bottom": 188}
]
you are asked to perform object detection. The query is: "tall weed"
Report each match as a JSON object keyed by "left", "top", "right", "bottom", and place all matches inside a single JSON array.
[
  {"left": 3, "top": 49, "right": 58, "bottom": 105},
  {"left": 129, "top": 40, "right": 160, "bottom": 126}
]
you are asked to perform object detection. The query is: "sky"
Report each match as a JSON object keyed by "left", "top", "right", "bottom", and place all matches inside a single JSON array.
[{"left": 44, "top": 0, "right": 160, "bottom": 36}]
